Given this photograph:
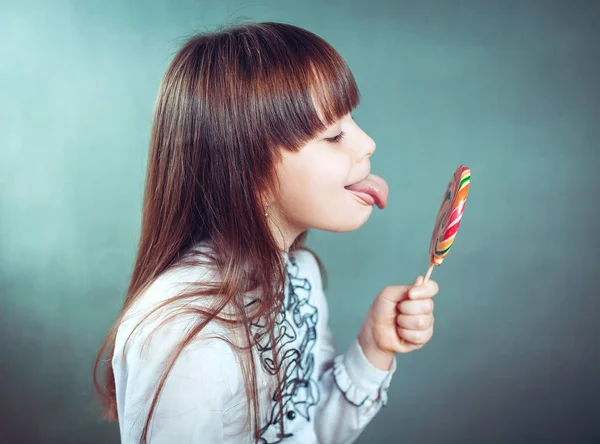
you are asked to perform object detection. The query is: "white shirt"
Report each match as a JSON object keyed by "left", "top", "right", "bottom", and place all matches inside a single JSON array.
[{"left": 112, "top": 242, "right": 397, "bottom": 443}]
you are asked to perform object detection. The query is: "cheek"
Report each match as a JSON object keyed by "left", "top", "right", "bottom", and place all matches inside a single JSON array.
[{"left": 280, "top": 156, "right": 348, "bottom": 210}]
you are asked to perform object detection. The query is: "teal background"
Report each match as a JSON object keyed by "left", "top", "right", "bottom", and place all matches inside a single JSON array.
[{"left": 1, "top": 0, "right": 599, "bottom": 443}]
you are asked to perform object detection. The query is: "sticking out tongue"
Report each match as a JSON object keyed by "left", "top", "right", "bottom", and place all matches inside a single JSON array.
[{"left": 344, "top": 173, "right": 389, "bottom": 209}]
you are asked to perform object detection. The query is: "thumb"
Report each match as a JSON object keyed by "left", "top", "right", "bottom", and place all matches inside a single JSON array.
[
  {"left": 387, "top": 276, "right": 424, "bottom": 305},
  {"left": 383, "top": 276, "right": 424, "bottom": 303},
  {"left": 381, "top": 283, "right": 412, "bottom": 303}
]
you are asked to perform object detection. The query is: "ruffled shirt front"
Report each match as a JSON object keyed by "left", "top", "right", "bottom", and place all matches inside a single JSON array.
[{"left": 112, "top": 244, "right": 397, "bottom": 443}]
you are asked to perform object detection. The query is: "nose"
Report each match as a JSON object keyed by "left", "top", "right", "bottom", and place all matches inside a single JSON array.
[
  {"left": 353, "top": 118, "right": 376, "bottom": 159},
  {"left": 364, "top": 137, "right": 376, "bottom": 159}
]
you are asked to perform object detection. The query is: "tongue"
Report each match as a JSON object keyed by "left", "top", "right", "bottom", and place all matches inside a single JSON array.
[{"left": 344, "top": 173, "right": 389, "bottom": 209}]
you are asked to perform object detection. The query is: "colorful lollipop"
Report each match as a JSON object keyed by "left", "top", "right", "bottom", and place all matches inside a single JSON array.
[{"left": 424, "top": 165, "right": 471, "bottom": 282}]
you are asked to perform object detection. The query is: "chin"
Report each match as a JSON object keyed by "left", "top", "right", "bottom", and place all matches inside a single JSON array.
[{"left": 320, "top": 207, "right": 374, "bottom": 233}]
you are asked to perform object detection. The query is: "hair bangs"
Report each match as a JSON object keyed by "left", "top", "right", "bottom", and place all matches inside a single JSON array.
[
  {"left": 306, "top": 58, "right": 361, "bottom": 130},
  {"left": 247, "top": 22, "right": 361, "bottom": 151}
]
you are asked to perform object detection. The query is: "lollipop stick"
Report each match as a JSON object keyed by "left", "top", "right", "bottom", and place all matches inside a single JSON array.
[{"left": 423, "top": 264, "right": 434, "bottom": 283}]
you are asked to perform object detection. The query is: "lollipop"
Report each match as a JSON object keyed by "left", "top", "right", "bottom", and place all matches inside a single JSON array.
[{"left": 424, "top": 165, "right": 471, "bottom": 282}]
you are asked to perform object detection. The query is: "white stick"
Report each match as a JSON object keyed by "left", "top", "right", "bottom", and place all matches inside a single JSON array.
[{"left": 423, "top": 263, "right": 434, "bottom": 283}]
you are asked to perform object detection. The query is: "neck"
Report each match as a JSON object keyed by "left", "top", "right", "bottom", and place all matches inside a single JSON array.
[{"left": 266, "top": 209, "right": 304, "bottom": 253}]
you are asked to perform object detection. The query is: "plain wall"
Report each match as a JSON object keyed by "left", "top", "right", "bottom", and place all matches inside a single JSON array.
[{"left": 1, "top": 0, "right": 598, "bottom": 442}]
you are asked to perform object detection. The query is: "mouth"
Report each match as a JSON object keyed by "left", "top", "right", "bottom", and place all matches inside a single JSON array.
[
  {"left": 344, "top": 173, "right": 374, "bottom": 206},
  {"left": 343, "top": 172, "right": 389, "bottom": 209},
  {"left": 346, "top": 189, "right": 376, "bottom": 206},
  {"left": 344, "top": 172, "right": 370, "bottom": 188}
]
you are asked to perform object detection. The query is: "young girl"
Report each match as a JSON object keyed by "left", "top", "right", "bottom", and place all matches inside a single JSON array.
[{"left": 94, "top": 21, "right": 439, "bottom": 444}]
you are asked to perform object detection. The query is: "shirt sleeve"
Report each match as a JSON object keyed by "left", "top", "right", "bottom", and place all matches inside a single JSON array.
[
  {"left": 113, "top": 315, "right": 240, "bottom": 444},
  {"left": 303, "top": 251, "right": 398, "bottom": 444}
]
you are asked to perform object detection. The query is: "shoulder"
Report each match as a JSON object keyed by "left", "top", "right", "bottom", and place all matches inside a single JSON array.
[
  {"left": 119, "top": 256, "right": 218, "bottom": 333},
  {"left": 113, "top": 253, "right": 242, "bottom": 394}
]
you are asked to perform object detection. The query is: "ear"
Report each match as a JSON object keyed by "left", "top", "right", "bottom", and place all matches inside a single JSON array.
[
  {"left": 257, "top": 189, "right": 271, "bottom": 210},
  {"left": 256, "top": 166, "right": 283, "bottom": 211},
  {"left": 257, "top": 176, "right": 279, "bottom": 209}
]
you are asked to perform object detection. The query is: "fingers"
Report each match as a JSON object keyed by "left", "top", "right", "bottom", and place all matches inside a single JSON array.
[
  {"left": 382, "top": 278, "right": 438, "bottom": 304},
  {"left": 397, "top": 298, "right": 434, "bottom": 315},
  {"left": 396, "top": 326, "right": 434, "bottom": 345},
  {"left": 396, "top": 313, "right": 434, "bottom": 330},
  {"left": 396, "top": 275, "right": 437, "bottom": 348},
  {"left": 408, "top": 279, "right": 439, "bottom": 300}
]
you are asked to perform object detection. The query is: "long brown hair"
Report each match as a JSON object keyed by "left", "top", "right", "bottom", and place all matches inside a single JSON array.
[{"left": 93, "top": 19, "right": 359, "bottom": 442}]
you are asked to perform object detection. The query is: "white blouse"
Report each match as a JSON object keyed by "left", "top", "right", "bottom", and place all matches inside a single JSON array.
[{"left": 112, "top": 243, "right": 397, "bottom": 443}]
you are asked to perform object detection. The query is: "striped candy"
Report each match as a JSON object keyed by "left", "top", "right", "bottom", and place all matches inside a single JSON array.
[{"left": 429, "top": 165, "right": 471, "bottom": 266}]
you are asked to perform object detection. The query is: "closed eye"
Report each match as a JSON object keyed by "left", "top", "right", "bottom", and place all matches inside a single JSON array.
[
  {"left": 326, "top": 132, "right": 345, "bottom": 143},
  {"left": 325, "top": 114, "right": 354, "bottom": 144}
]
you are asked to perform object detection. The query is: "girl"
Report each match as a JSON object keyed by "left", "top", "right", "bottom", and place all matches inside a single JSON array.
[{"left": 94, "top": 21, "right": 439, "bottom": 444}]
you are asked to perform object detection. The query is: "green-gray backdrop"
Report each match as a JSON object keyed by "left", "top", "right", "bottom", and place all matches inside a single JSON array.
[{"left": 1, "top": 0, "right": 598, "bottom": 443}]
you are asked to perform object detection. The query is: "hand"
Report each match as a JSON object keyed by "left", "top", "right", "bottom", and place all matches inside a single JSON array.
[{"left": 358, "top": 276, "right": 439, "bottom": 370}]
